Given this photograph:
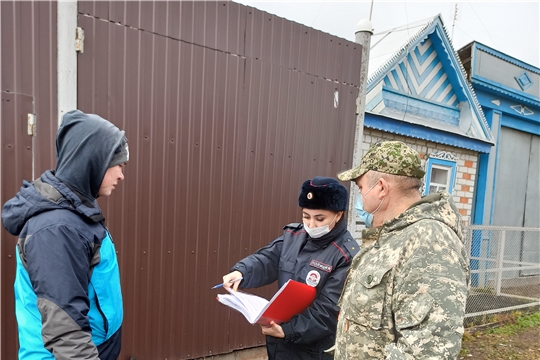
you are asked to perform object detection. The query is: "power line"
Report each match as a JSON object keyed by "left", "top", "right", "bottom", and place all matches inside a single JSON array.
[
  {"left": 466, "top": 2, "right": 498, "bottom": 47},
  {"left": 310, "top": 2, "right": 325, "bottom": 28}
]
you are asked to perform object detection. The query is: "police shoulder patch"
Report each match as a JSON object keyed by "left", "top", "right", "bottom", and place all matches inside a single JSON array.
[{"left": 306, "top": 270, "right": 321, "bottom": 287}]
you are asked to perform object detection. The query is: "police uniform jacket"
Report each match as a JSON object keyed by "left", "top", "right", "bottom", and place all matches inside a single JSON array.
[{"left": 231, "top": 217, "right": 359, "bottom": 359}]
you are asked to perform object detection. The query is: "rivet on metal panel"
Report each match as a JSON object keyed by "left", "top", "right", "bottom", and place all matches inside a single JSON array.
[{"left": 75, "top": 27, "right": 84, "bottom": 53}]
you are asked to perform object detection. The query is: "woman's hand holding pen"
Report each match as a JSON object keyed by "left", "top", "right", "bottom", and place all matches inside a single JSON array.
[{"left": 222, "top": 270, "right": 243, "bottom": 291}]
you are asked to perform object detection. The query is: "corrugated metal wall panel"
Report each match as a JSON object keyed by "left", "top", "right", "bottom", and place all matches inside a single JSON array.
[
  {"left": 75, "top": 1, "right": 360, "bottom": 358},
  {"left": 33, "top": 1, "right": 58, "bottom": 175},
  {"left": 0, "top": 1, "right": 57, "bottom": 357},
  {"left": 0, "top": 93, "right": 33, "bottom": 360},
  {"left": 243, "top": 7, "right": 362, "bottom": 86},
  {"left": 1, "top": 1, "right": 57, "bottom": 175},
  {"left": 89, "top": 1, "right": 246, "bottom": 56},
  {"left": 77, "top": 10, "right": 249, "bottom": 357}
]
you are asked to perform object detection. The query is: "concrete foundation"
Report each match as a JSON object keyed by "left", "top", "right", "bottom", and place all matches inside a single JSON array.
[{"left": 194, "top": 346, "right": 267, "bottom": 360}]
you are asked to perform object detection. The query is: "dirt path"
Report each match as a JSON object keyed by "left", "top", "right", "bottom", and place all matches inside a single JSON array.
[{"left": 460, "top": 326, "right": 540, "bottom": 359}]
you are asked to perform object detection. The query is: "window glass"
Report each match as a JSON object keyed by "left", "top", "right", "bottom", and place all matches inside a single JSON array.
[{"left": 424, "top": 153, "right": 457, "bottom": 196}]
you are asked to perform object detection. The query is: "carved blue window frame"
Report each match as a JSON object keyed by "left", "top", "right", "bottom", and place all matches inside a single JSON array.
[{"left": 423, "top": 152, "right": 457, "bottom": 196}]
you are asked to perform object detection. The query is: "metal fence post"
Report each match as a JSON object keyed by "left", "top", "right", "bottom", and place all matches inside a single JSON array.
[{"left": 495, "top": 230, "right": 506, "bottom": 296}]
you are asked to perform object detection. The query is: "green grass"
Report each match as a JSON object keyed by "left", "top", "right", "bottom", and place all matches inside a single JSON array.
[{"left": 485, "top": 312, "right": 540, "bottom": 336}]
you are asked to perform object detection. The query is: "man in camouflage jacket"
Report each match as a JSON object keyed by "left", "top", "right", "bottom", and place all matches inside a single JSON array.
[{"left": 333, "top": 141, "right": 470, "bottom": 359}]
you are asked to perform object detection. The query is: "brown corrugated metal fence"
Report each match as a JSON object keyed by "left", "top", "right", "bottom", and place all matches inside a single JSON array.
[
  {"left": 0, "top": 2, "right": 58, "bottom": 359},
  {"left": 1, "top": 1, "right": 361, "bottom": 358}
]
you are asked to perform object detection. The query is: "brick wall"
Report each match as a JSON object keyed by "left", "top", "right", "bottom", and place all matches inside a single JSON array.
[{"left": 360, "top": 128, "right": 478, "bottom": 225}]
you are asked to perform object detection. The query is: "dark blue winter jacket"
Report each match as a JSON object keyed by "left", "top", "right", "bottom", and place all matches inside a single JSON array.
[
  {"left": 231, "top": 218, "right": 359, "bottom": 359},
  {"left": 2, "top": 110, "right": 125, "bottom": 359}
]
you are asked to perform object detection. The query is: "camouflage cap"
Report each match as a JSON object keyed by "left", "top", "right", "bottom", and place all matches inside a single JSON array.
[{"left": 337, "top": 141, "right": 425, "bottom": 181}]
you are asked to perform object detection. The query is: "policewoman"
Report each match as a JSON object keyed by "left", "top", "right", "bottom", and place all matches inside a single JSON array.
[{"left": 222, "top": 176, "right": 359, "bottom": 359}]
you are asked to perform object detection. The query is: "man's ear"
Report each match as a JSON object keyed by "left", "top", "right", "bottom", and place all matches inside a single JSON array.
[{"left": 378, "top": 177, "right": 390, "bottom": 198}]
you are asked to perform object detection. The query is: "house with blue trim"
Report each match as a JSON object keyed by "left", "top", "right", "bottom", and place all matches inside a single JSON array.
[
  {"left": 457, "top": 42, "right": 540, "bottom": 282},
  {"left": 355, "top": 14, "right": 539, "bottom": 286},
  {"left": 354, "top": 14, "right": 494, "bottom": 233},
  {"left": 458, "top": 41, "right": 539, "bottom": 228}
]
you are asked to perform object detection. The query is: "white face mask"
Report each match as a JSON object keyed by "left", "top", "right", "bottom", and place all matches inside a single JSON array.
[{"left": 303, "top": 214, "right": 338, "bottom": 239}]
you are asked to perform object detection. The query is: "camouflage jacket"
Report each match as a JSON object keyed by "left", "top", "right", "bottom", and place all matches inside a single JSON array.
[{"left": 334, "top": 192, "right": 470, "bottom": 359}]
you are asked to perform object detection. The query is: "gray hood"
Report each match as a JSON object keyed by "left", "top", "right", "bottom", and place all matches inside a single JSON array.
[{"left": 55, "top": 110, "right": 126, "bottom": 201}]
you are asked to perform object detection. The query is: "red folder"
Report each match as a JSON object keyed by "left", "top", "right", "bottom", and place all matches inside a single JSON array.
[{"left": 217, "top": 279, "right": 317, "bottom": 325}]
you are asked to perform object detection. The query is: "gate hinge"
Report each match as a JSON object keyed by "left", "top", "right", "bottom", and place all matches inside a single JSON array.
[
  {"left": 75, "top": 27, "right": 84, "bottom": 53},
  {"left": 27, "top": 113, "right": 36, "bottom": 136}
]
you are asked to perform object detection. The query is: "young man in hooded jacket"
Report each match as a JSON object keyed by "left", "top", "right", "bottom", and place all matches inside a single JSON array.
[
  {"left": 2, "top": 110, "right": 128, "bottom": 359},
  {"left": 333, "top": 141, "right": 470, "bottom": 360}
]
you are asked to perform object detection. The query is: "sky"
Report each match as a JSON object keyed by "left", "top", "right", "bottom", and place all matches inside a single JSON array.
[{"left": 233, "top": 1, "right": 540, "bottom": 68}]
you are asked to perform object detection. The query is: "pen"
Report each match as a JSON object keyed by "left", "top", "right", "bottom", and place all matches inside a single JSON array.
[{"left": 211, "top": 277, "right": 243, "bottom": 289}]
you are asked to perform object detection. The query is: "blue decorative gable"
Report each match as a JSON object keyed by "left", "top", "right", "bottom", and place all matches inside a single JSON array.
[
  {"left": 383, "top": 38, "right": 459, "bottom": 107},
  {"left": 365, "top": 15, "right": 494, "bottom": 152},
  {"left": 515, "top": 71, "right": 534, "bottom": 91}
]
